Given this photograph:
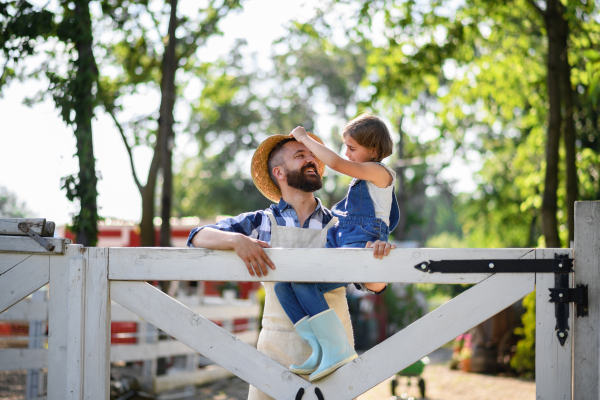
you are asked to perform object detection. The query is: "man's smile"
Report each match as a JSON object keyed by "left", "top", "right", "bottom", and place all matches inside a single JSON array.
[{"left": 302, "top": 164, "right": 318, "bottom": 176}]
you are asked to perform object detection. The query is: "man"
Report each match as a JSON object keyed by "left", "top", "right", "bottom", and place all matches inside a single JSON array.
[{"left": 187, "top": 134, "right": 392, "bottom": 400}]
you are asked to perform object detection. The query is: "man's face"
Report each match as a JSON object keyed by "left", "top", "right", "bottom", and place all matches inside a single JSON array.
[{"left": 280, "top": 141, "right": 323, "bottom": 192}]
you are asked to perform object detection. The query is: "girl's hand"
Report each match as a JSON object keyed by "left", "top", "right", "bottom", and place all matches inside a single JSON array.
[
  {"left": 366, "top": 240, "right": 396, "bottom": 259},
  {"left": 290, "top": 126, "right": 309, "bottom": 143}
]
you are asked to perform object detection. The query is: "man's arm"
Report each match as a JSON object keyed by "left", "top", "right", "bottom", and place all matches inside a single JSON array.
[{"left": 192, "top": 228, "right": 275, "bottom": 277}]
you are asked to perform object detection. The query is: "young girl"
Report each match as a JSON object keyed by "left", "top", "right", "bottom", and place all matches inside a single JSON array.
[{"left": 274, "top": 114, "right": 400, "bottom": 382}]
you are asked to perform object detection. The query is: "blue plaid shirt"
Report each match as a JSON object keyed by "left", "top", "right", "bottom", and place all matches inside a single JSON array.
[{"left": 187, "top": 197, "right": 385, "bottom": 294}]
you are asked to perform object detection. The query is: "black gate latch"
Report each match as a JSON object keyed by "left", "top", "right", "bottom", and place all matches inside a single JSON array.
[{"left": 549, "top": 273, "right": 588, "bottom": 347}]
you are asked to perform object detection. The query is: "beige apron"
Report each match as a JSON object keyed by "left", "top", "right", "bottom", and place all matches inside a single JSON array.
[{"left": 248, "top": 212, "right": 355, "bottom": 400}]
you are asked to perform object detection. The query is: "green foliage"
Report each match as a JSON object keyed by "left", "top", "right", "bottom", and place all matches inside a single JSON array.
[
  {"left": 511, "top": 291, "right": 536, "bottom": 376},
  {"left": 0, "top": 186, "right": 31, "bottom": 218}
]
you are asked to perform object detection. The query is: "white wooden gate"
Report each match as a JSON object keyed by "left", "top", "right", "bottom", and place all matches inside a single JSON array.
[{"left": 1, "top": 201, "right": 599, "bottom": 400}]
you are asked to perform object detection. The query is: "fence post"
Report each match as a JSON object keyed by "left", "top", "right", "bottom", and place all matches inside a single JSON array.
[
  {"left": 535, "top": 249, "right": 572, "bottom": 400},
  {"left": 26, "top": 290, "right": 46, "bottom": 398},
  {"left": 574, "top": 201, "right": 600, "bottom": 400},
  {"left": 83, "top": 247, "right": 110, "bottom": 399},
  {"left": 47, "top": 244, "right": 83, "bottom": 400}
]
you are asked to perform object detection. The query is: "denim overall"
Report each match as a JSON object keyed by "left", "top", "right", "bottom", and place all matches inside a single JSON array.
[{"left": 326, "top": 178, "right": 400, "bottom": 248}]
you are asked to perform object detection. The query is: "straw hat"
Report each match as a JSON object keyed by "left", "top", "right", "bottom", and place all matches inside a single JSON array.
[{"left": 251, "top": 133, "right": 326, "bottom": 203}]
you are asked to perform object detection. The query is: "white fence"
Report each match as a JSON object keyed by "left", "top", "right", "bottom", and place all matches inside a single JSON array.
[
  {"left": 0, "top": 292, "right": 260, "bottom": 395},
  {"left": 1, "top": 201, "right": 599, "bottom": 400}
]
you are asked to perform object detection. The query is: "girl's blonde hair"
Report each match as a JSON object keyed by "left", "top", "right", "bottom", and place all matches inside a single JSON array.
[{"left": 343, "top": 114, "right": 393, "bottom": 162}]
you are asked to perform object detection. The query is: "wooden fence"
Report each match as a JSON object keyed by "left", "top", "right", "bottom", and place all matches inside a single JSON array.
[{"left": 1, "top": 201, "right": 600, "bottom": 400}]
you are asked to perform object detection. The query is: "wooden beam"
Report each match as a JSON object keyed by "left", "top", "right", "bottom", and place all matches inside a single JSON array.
[
  {"left": 0, "top": 253, "right": 31, "bottom": 275},
  {"left": 110, "top": 281, "right": 311, "bottom": 398},
  {"left": 0, "top": 255, "right": 49, "bottom": 313},
  {"left": 0, "top": 236, "right": 70, "bottom": 255},
  {"left": 110, "top": 330, "right": 258, "bottom": 362},
  {"left": 66, "top": 255, "right": 86, "bottom": 400},
  {"left": 0, "top": 349, "right": 47, "bottom": 371},
  {"left": 110, "top": 300, "right": 260, "bottom": 321},
  {"left": 574, "top": 201, "right": 600, "bottom": 400},
  {"left": 291, "top": 272, "right": 536, "bottom": 400},
  {"left": 0, "top": 297, "right": 48, "bottom": 320},
  {"left": 108, "top": 247, "right": 540, "bottom": 283},
  {"left": 535, "top": 252, "right": 572, "bottom": 400},
  {"left": 0, "top": 218, "right": 54, "bottom": 236},
  {"left": 83, "top": 248, "right": 110, "bottom": 400}
]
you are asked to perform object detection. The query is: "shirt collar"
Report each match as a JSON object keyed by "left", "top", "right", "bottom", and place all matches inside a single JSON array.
[{"left": 277, "top": 197, "right": 324, "bottom": 213}]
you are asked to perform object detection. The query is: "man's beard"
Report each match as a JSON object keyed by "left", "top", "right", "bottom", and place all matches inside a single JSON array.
[{"left": 284, "top": 163, "right": 323, "bottom": 192}]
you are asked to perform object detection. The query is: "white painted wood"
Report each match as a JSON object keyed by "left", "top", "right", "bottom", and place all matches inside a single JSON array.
[
  {"left": 108, "top": 247, "right": 538, "bottom": 283},
  {"left": 0, "top": 253, "right": 31, "bottom": 274},
  {"left": 110, "top": 330, "right": 259, "bottom": 362},
  {"left": 83, "top": 247, "right": 110, "bottom": 400},
  {"left": 0, "top": 349, "right": 47, "bottom": 370},
  {"left": 27, "top": 291, "right": 47, "bottom": 399},
  {"left": 536, "top": 269, "right": 572, "bottom": 400},
  {"left": 110, "top": 300, "right": 260, "bottom": 321},
  {"left": 0, "top": 255, "right": 49, "bottom": 313},
  {"left": 0, "top": 293, "right": 48, "bottom": 320},
  {"left": 140, "top": 321, "right": 158, "bottom": 393},
  {"left": 0, "top": 218, "right": 47, "bottom": 236},
  {"left": 574, "top": 201, "right": 600, "bottom": 400},
  {"left": 65, "top": 255, "right": 86, "bottom": 400},
  {"left": 110, "top": 280, "right": 310, "bottom": 398},
  {"left": 0, "top": 236, "right": 70, "bottom": 254},
  {"left": 47, "top": 245, "right": 83, "bottom": 400},
  {"left": 154, "top": 365, "right": 233, "bottom": 393},
  {"left": 291, "top": 273, "right": 536, "bottom": 400}
]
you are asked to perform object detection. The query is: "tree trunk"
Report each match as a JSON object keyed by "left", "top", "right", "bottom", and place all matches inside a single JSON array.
[
  {"left": 159, "top": 0, "right": 178, "bottom": 247},
  {"left": 140, "top": 148, "right": 161, "bottom": 246},
  {"left": 72, "top": 0, "right": 99, "bottom": 246},
  {"left": 559, "top": 20, "right": 577, "bottom": 245},
  {"left": 540, "top": 0, "right": 563, "bottom": 248},
  {"left": 394, "top": 117, "right": 407, "bottom": 241}
]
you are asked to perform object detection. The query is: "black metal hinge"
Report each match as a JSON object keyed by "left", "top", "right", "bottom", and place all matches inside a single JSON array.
[
  {"left": 414, "top": 255, "right": 573, "bottom": 274},
  {"left": 549, "top": 280, "right": 589, "bottom": 346}
]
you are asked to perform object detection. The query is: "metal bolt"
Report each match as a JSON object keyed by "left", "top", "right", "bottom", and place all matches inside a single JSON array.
[
  {"left": 559, "top": 263, "right": 563, "bottom": 268},
  {"left": 559, "top": 293, "right": 563, "bottom": 298},
  {"left": 559, "top": 332, "right": 565, "bottom": 338},
  {"left": 489, "top": 263, "right": 494, "bottom": 268},
  {"left": 421, "top": 264, "right": 427, "bottom": 270}
]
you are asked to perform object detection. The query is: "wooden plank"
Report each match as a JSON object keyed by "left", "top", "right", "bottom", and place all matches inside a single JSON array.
[
  {"left": 574, "top": 201, "right": 600, "bottom": 400},
  {"left": 110, "top": 280, "right": 310, "bottom": 398},
  {"left": 0, "top": 218, "right": 51, "bottom": 236},
  {"left": 110, "top": 330, "right": 259, "bottom": 362},
  {"left": 154, "top": 365, "right": 233, "bottom": 393},
  {"left": 65, "top": 255, "right": 86, "bottom": 400},
  {"left": 108, "top": 247, "right": 538, "bottom": 283},
  {"left": 48, "top": 245, "right": 82, "bottom": 400},
  {"left": 83, "top": 247, "right": 110, "bottom": 400},
  {"left": 0, "top": 253, "right": 31, "bottom": 275},
  {"left": 292, "top": 273, "right": 536, "bottom": 400},
  {"left": 110, "top": 300, "right": 260, "bottom": 322},
  {"left": 536, "top": 268, "right": 572, "bottom": 400},
  {"left": 0, "top": 236, "right": 70, "bottom": 254},
  {"left": 0, "top": 255, "right": 49, "bottom": 313},
  {"left": 0, "top": 349, "right": 47, "bottom": 371},
  {"left": 0, "top": 294, "right": 48, "bottom": 320}
]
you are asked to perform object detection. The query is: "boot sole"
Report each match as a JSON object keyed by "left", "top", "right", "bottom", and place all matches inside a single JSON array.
[
  {"left": 308, "top": 353, "right": 358, "bottom": 382},
  {"left": 289, "top": 367, "right": 317, "bottom": 374}
]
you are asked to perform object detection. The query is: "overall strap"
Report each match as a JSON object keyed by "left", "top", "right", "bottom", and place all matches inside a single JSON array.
[
  {"left": 264, "top": 210, "right": 278, "bottom": 230},
  {"left": 323, "top": 216, "right": 339, "bottom": 231}
]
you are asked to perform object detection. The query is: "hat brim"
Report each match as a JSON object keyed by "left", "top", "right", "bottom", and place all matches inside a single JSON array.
[{"left": 251, "top": 133, "right": 326, "bottom": 203}]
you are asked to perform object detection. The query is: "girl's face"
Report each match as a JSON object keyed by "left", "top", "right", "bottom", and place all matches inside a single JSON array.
[{"left": 343, "top": 135, "right": 377, "bottom": 163}]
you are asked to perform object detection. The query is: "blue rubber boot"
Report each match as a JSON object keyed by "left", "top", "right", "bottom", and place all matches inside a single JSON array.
[
  {"left": 308, "top": 309, "right": 358, "bottom": 382},
  {"left": 289, "top": 316, "right": 322, "bottom": 374}
]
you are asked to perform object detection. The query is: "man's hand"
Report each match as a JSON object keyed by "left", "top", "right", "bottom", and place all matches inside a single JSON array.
[
  {"left": 366, "top": 240, "right": 397, "bottom": 259},
  {"left": 290, "top": 126, "right": 308, "bottom": 143},
  {"left": 232, "top": 234, "right": 276, "bottom": 277}
]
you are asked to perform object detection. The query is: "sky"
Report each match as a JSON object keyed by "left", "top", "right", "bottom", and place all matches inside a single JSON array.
[{"left": 0, "top": 0, "right": 478, "bottom": 226}]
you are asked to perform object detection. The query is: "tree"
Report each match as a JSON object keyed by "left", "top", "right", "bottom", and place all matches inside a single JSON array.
[
  {"left": 1, "top": 0, "right": 101, "bottom": 245},
  {"left": 0, "top": 186, "right": 31, "bottom": 218},
  {"left": 99, "top": 0, "right": 242, "bottom": 246}
]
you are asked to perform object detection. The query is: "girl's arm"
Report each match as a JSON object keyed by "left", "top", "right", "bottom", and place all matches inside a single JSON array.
[{"left": 290, "top": 127, "right": 392, "bottom": 188}]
